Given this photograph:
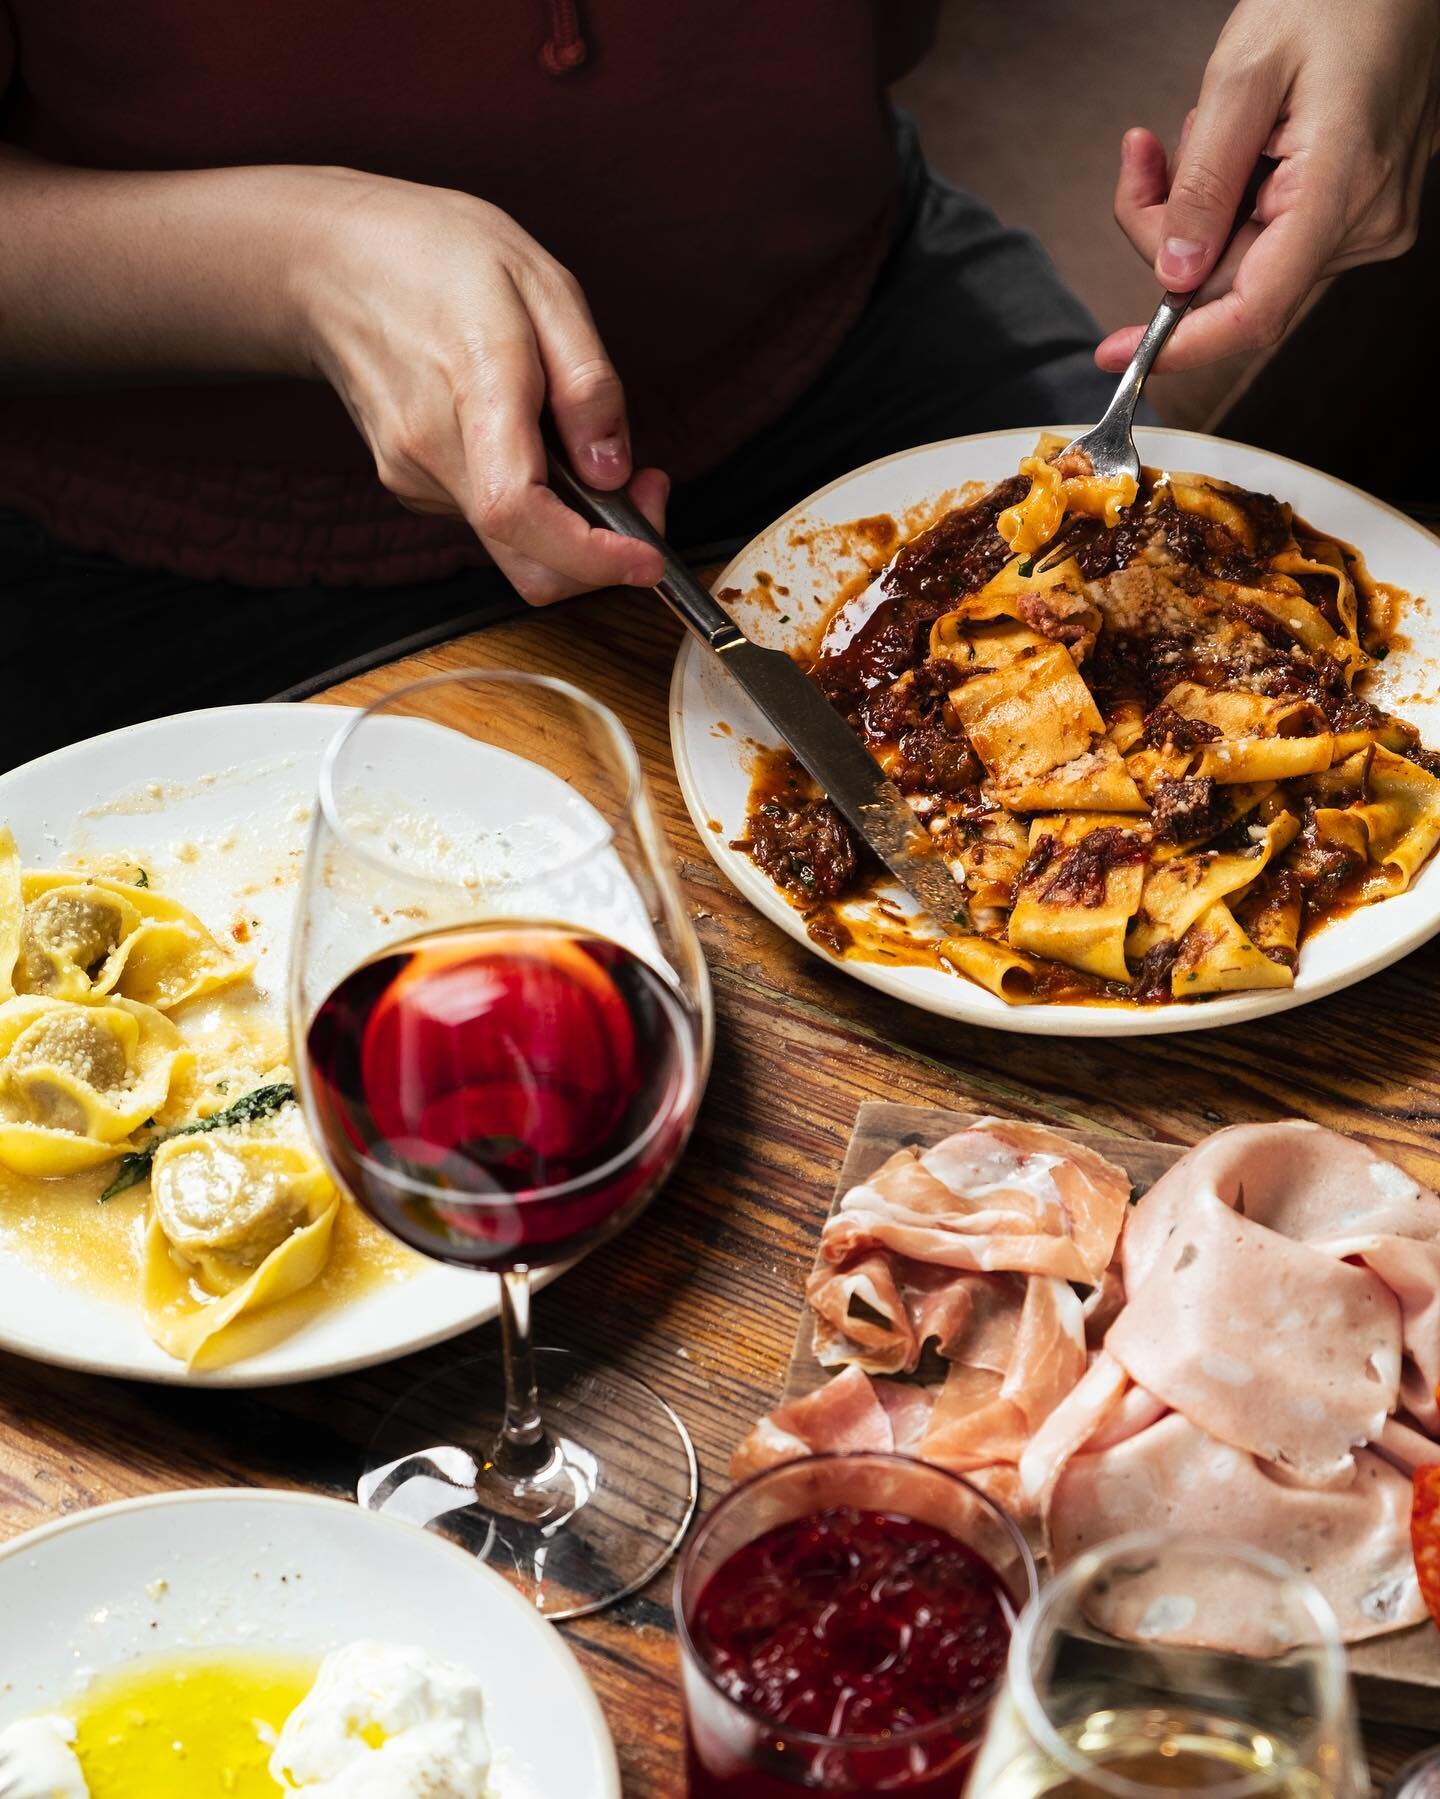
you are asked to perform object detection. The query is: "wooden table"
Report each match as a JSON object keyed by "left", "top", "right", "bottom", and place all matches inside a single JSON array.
[{"left": 2, "top": 583, "right": 1438, "bottom": 1794}]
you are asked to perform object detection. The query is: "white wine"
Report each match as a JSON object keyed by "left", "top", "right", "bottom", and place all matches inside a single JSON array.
[{"left": 975, "top": 1704, "right": 1332, "bottom": 1796}]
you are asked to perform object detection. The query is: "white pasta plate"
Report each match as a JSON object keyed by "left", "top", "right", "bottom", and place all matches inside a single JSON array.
[
  {"left": 0, "top": 1487, "right": 620, "bottom": 1797},
  {"left": 670, "top": 426, "right": 1440, "bottom": 1036},
  {"left": 0, "top": 703, "right": 573, "bottom": 1386}
]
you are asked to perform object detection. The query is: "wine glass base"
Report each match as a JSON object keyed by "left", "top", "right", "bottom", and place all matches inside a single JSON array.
[{"left": 357, "top": 1347, "right": 699, "bottom": 1619}]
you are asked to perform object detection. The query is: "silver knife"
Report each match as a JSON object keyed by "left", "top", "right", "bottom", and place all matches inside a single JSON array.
[{"left": 546, "top": 451, "right": 969, "bottom": 928}]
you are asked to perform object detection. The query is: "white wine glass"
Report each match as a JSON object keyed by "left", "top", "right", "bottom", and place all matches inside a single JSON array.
[
  {"left": 290, "top": 670, "right": 712, "bottom": 1618},
  {"left": 968, "top": 1531, "right": 1365, "bottom": 1797}
]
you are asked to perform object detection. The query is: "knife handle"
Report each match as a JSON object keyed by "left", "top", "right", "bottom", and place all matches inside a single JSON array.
[{"left": 544, "top": 448, "right": 745, "bottom": 653}]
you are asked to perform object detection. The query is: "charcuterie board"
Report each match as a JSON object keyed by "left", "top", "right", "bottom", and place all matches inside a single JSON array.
[{"left": 778, "top": 1101, "right": 1440, "bottom": 1727}]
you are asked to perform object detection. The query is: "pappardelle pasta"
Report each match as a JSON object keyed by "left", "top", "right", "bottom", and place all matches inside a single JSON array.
[
  {"left": 0, "top": 829, "right": 373, "bottom": 1368},
  {"left": 738, "top": 437, "right": 1440, "bottom": 1006}
]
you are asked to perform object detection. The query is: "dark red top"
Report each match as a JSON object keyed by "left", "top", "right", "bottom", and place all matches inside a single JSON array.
[{"left": 0, "top": 2, "right": 927, "bottom": 585}]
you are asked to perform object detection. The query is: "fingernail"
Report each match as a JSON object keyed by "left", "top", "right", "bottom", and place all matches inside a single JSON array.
[
  {"left": 587, "top": 435, "right": 626, "bottom": 478},
  {"left": 1159, "top": 237, "right": 1207, "bottom": 283}
]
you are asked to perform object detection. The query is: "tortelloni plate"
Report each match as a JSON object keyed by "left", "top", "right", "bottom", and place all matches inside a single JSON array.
[
  {"left": 671, "top": 427, "right": 1440, "bottom": 1036},
  {"left": 0, "top": 705, "right": 558, "bottom": 1387}
]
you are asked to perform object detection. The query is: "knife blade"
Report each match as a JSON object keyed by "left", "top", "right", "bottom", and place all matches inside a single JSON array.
[{"left": 546, "top": 450, "right": 969, "bottom": 929}]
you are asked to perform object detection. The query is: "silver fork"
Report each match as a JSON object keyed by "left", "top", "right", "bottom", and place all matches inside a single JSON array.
[{"left": 1059, "top": 286, "right": 1195, "bottom": 486}]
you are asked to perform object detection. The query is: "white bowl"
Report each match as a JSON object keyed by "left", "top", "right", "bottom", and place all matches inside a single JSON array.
[{"left": 0, "top": 1488, "right": 619, "bottom": 1797}]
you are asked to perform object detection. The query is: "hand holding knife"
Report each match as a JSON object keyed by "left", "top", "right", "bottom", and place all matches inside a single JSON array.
[{"left": 544, "top": 447, "right": 970, "bottom": 930}]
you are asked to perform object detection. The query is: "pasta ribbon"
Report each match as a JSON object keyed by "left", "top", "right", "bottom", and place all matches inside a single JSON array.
[
  {"left": 1008, "top": 816, "right": 1149, "bottom": 982},
  {"left": 1170, "top": 902, "right": 1294, "bottom": 997},
  {"left": 1127, "top": 816, "right": 1296, "bottom": 961},
  {"left": 998, "top": 456, "right": 1138, "bottom": 558},
  {"left": 949, "top": 644, "right": 1146, "bottom": 814},
  {"left": 1351, "top": 746, "right": 1440, "bottom": 898},
  {"left": 938, "top": 934, "right": 1047, "bottom": 1004}
]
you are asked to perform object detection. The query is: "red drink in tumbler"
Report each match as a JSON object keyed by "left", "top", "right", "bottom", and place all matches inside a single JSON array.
[{"left": 676, "top": 1456, "right": 1036, "bottom": 1797}]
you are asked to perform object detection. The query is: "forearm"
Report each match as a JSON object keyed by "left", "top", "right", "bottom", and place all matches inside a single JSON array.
[{"left": 0, "top": 150, "right": 360, "bottom": 385}]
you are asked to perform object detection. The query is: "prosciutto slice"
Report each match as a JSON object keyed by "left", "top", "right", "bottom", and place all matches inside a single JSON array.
[
  {"left": 923, "top": 1277, "right": 1087, "bottom": 1468},
  {"left": 1019, "top": 1350, "right": 1132, "bottom": 1509},
  {"left": 729, "top": 1365, "right": 923, "bottom": 1482},
  {"left": 819, "top": 1119, "right": 1132, "bottom": 1285},
  {"left": 807, "top": 1255, "right": 1019, "bottom": 1376},
  {"left": 1051, "top": 1413, "right": 1427, "bottom": 1647}
]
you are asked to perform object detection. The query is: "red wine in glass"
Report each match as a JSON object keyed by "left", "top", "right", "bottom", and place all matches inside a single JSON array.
[
  {"left": 305, "top": 921, "right": 700, "bottom": 1268},
  {"left": 685, "top": 1504, "right": 1016, "bottom": 1797}
]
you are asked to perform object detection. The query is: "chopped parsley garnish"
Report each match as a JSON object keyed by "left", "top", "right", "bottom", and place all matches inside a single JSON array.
[{"left": 134, "top": 868, "right": 149, "bottom": 888}]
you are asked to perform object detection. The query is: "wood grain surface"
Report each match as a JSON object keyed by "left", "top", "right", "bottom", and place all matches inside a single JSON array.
[{"left": 1, "top": 580, "right": 1437, "bottom": 1793}]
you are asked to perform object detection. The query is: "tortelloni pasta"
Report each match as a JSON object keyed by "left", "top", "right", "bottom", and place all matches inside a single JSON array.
[
  {"left": 0, "top": 848, "right": 249, "bottom": 1012},
  {"left": 142, "top": 1123, "right": 340, "bottom": 1369},
  {"left": 740, "top": 437, "right": 1440, "bottom": 1007},
  {"left": 0, "top": 994, "right": 187, "bottom": 1174}
]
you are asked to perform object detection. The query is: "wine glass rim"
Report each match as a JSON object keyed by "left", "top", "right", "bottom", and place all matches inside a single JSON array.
[
  {"left": 673, "top": 1450, "right": 1039, "bottom": 1753},
  {"left": 1008, "top": 1527, "right": 1348, "bottom": 1799},
  {"left": 316, "top": 668, "right": 644, "bottom": 894}
]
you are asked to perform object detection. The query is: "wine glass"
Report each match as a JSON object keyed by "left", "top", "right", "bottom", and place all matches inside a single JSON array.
[
  {"left": 290, "top": 670, "right": 712, "bottom": 1618},
  {"left": 967, "top": 1531, "right": 1366, "bottom": 1797}
]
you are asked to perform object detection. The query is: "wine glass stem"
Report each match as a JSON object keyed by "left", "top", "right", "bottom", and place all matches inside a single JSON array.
[{"left": 495, "top": 1266, "right": 551, "bottom": 1477}]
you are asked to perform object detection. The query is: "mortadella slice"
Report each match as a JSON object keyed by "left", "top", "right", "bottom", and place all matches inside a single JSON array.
[
  {"left": 1050, "top": 1412, "right": 1427, "bottom": 1648},
  {"left": 1123, "top": 1120, "right": 1440, "bottom": 1288},
  {"left": 1105, "top": 1190, "right": 1401, "bottom": 1482}
]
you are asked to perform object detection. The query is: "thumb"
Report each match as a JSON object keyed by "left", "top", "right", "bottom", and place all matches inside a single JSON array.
[{"left": 612, "top": 467, "right": 670, "bottom": 586}]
